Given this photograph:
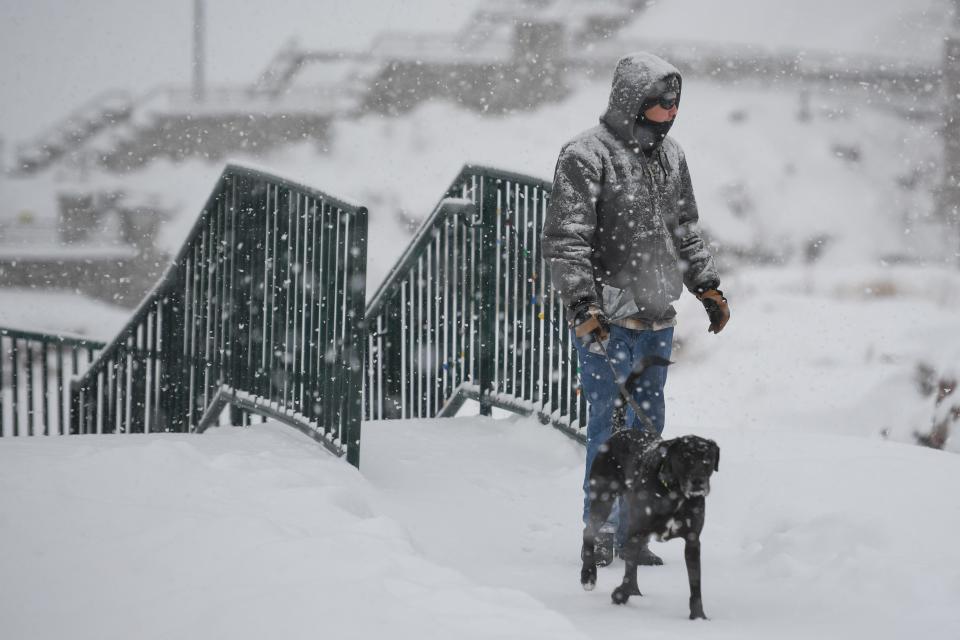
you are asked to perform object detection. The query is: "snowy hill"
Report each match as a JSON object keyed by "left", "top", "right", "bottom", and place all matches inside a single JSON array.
[
  {"left": 2, "top": 71, "right": 945, "bottom": 296},
  {"left": 2, "top": 4, "right": 953, "bottom": 296},
  {"left": 623, "top": 0, "right": 948, "bottom": 62},
  {"left": 2, "top": 416, "right": 958, "bottom": 639}
]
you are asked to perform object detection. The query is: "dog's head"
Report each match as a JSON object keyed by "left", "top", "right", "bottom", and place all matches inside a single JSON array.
[{"left": 656, "top": 435, "right": 720, "bottom": 499}]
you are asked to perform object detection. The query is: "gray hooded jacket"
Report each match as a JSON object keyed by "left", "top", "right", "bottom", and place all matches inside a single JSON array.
[{"left": 542, "top": 52, "right": 719, "bottom": 327}]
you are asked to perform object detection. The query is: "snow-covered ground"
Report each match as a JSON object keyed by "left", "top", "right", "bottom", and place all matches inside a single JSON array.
[
  {"left": 1, "top": 2, "right": 958, "bottom": 634},
  {"left": 2, "top": 416, "right": 958, "bottom": 639},
  {"left": 623, "top": 0, "right": 947, "bottom": 62},
  {"left": 667, "top": 263, "right": 960, "bottom": 452},
  {"left": 0, "top": 287, "right": 131, "bottom": 341}
]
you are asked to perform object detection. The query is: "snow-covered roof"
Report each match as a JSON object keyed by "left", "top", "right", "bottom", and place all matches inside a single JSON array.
[{"left": 621, "top": 0, "right": 950, "bottom": 63}]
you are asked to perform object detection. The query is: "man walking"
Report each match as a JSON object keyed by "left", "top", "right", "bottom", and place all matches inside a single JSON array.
[{"left": 542, "top": 52, "right": 729, "bottom": 566}]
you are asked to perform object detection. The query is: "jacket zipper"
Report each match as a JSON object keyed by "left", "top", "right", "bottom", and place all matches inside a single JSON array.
[{"left": 645, "top": 154, "right": 673, "bottom": 328}]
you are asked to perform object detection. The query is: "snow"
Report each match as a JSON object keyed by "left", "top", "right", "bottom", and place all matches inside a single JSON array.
[
  {"left": 0, "top": 0, "right": 477, "bottom": 143},
  {"left": 2, "top": 72, "right": 946, "bottom": 297},
  {"left": 0, "top": 425, "right": 587, "bottom": 640},
  {"left": 0, "top": 244, "right": 137, "bottom": 260},
  {"left": 4, "top": 3, "right": 952, "bottom": 284},
  {"left": 1, "top": 3, "right": 959, "bottom": 634},
  {"left": 2, "top": 415, "right": 958, "bottom": 639},
  {"left": 0, "top": 288, "right": 130, "bottom": 342},
  {"left": 667, "top": 263, "right": 960, "bottom": 452},
  {"left": 1, "top": 0, "right": 946, "bottom": 148},
  {"left": 363, "top": 416, "right": 960, "bottom": 638},
  {"left": 623, "top": 0, "right": 949, "bottom": 62}
]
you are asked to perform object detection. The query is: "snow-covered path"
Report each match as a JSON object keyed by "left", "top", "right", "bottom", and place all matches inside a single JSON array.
[
  {"left": 0, "top": 426, "right": 587, "bottom": 640},
  {"left": 1, "top": 417, "right": 959, "bottom": 639},
  {"left": 363, "top": 415, "right": 960, "bottom": 639}
]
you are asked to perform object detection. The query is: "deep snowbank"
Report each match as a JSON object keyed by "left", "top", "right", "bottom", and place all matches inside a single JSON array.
[
  {"left": 0, "top": 288, "right": 130, "bottom": 341},
  {"left": 0, "top": 426, "right": 586, "bottom": 640},
  {"left": 2, "top": 416, "right": 959, "bottom": 639},
  {"left": 666, "top": 263, "right": 960, "bottom": 452}
]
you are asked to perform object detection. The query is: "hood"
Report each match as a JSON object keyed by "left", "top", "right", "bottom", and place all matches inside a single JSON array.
[{"left": 600, "top": 52, "right": 682, "bottom": 149}]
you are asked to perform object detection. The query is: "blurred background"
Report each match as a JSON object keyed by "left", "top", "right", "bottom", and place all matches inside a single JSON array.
[{"left": 1, "top": 0, "right": 958, "bottom": 448}]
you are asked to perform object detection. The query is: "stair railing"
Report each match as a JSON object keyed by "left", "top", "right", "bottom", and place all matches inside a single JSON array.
[
  {"left": 70, "top": 164, "right": 368, "bottom": 465},
  {"left": 0, "top": 328, "right": 105, "bottom": 437},
  {"left": 14, "top": 90, "right": 133, "bottom": 173},
  {"left": 5, "top": 162, "right": 585, "bottom": 457},
  {"left": 363, "top": 164, "right": 587, "bottom": 442}
]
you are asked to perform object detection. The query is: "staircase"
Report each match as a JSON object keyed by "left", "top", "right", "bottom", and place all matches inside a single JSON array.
[
  {"left": 12, "top": 0, "right": 941, "bottom": 176},
  {"left": 13, "top": 90, "right": 133, "bottom": 174},
  {"left": 1, "top": 164, "right": 370, "bottom": 467},
  {"left": 0, "top": 162, "right": 589, "bottom": 467}
]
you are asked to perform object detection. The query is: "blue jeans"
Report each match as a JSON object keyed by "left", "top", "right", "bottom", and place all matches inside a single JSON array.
[{"left": 573, "top": 324, "right": 674, "bottom": 545}]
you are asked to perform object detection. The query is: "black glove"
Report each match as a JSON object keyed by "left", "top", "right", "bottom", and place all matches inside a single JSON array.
[
  {"left": 696, "top": 289, "right": 730, "bottom": 334},
  {"left": 572, "top": 303, "right": 609, "bottom": 346}
]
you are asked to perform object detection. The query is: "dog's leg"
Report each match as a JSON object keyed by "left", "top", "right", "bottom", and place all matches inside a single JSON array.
[
  {"left": 580, "top": 531, "right": 598, "bottom": 591},
  {"left": 684, "top": 537, "right": 708, "bottom": 620},
  {"left": 611, "top": 533, "right": 644, "bottom": 604},
  {"left": 581, "top": 477, "right": 616, "bottom": 590}
]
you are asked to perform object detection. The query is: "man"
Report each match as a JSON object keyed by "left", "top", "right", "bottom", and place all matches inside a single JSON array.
[{"left": 542, "top": 52, "right": 729, "bottom": 566}]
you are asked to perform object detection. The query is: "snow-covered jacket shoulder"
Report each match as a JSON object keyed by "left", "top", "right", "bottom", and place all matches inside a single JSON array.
[{"left": 542, "top": 122, "right": 719, "bottom": 324}]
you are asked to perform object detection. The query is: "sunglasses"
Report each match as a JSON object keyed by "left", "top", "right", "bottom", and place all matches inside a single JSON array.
[{"left": 656, "top": 92, "right": 679, "bottom": 110}]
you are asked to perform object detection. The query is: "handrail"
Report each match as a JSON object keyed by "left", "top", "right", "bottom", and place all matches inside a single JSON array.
[
  {"left": 195, "top": 385, "right": 346, "bottom": 459},
  {"left": 365, "top": 197, "right": 475, "bottom": 321},
  {"left": 463, "top": 163, "right": 552, "bottom": 191},
  {"left": 6, "top": 159, "right": 590, "bottom": 458},
  {"left": 364, "top": 162, "right": 550, "bottom": 318},
  {"left": 74, "top": 163, "right": 364, "bottom": 384},
  {"left": 0, "top": 327, "right": 105, "bottom": 437},
  {"left": 14, "top": 89, "right": 134, "bottom": 172},
  {"left": 362, "top": 163, "right": 587, "bottom": 441},
  {"left": 0, "top": 326, "right": 106, "bottom": 350},
  {"left": 15, "top": 89, "right": 133, "bottom": 152},
  {"left": 69, "top": 164, "right": 368, "bottom": 465}
]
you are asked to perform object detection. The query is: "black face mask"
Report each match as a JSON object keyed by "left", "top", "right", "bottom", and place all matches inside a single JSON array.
[{"left": 633, "top": 114, "right": 674, "bottom": 154}]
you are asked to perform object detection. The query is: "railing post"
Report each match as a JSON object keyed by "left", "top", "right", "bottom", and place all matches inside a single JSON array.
[
  {"left": 226, "top": 174, "right": 246, "bottom": 427},
  {"left": 478, "top": 175, "right": 498, "bottom": 416},
  {"left": 344, "top": 207, "right": 369, "bottom": 467},
  {"left": 380, "top": 307, "right": 403, "bottom": 419},
  {"left": 160, "top": 286, "right": 186, "bottom": 432},
  {"left": 68, "top": 381, "right": 81, "bottom": 435}
]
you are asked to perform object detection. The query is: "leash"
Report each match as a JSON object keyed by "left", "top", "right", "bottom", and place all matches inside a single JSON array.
[{"left": 594, "top": 339, "right": 671, "bottom": 434}]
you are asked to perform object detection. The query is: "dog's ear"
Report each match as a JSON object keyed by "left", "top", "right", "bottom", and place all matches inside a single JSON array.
[
  {"left": 709, "top": 440, "right": 720, "bottom": 472},
  {"left": 657, "top": 441, "right": 679, "bottom": 487}
]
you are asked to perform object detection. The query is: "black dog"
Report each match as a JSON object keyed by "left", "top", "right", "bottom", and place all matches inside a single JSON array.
[{"left": 580, "top": 429, "right": 720, "bottom": 619}]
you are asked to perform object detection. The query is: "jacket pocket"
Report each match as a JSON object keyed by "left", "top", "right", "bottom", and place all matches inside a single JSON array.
[{"left": 600, "top": 283, "right": 640, "bottom": 322}]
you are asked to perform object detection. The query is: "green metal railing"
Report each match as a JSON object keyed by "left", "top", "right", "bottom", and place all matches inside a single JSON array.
[
  {"left": 2, "top": 162, "right": 585, "bottom": 460},
  {"left": 363, "top": 165, "right": 587, "bottom": 442},
  {"left": 70, "top": 164, "right": 368, "bottom": 465},
  {"left": 0, "top": 328, "right": 105, "bottom": 437}
]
